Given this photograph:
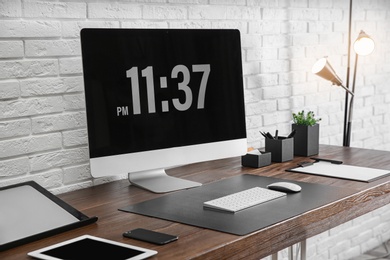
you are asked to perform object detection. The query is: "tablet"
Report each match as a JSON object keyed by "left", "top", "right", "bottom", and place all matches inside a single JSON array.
[{"left": 27, "top": 235, "right": 157, "bottom": 260}]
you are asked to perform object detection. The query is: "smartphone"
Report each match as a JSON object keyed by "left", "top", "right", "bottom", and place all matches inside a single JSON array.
[{"left": 123, "top": 228, "right": 178, "bottom": 245}]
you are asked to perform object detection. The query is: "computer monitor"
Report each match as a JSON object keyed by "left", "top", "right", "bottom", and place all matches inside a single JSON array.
[{"left": 80, "top": 28, "right": 247, "bottom": 193}]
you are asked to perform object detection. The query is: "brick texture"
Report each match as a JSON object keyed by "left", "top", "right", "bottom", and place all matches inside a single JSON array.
[{"left": 0, "top": 0, "right": 389, "bottom": 259}]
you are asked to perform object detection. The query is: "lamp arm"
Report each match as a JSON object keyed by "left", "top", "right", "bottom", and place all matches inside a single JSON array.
[
  {"left": 345, "top": 94, "right": 355, "bottom": 146},
  {"left": 343, "top": 0, "right": 353, "bottom": 147},
  {"left": 339, "top": 84, "right": 354, "bottom": 96},
  {"left": 345, "top": 53, "right": 359, "bottom": 146},
  {"left": 351, "top": 54, "right": 358, "bottom": 97}
]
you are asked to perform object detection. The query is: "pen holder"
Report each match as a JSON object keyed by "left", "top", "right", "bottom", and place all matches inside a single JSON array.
[
  {"left": 241, "top": 150, "right": 271, "bottom": 168},
  {"left": 265, "top": 137, "right": 294, "bottom": 162}
]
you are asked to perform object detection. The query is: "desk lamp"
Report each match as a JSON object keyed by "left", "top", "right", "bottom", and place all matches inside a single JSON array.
[
  {"left": 311, "top": 57, "right": 353, "bottom": 95},
  {"left": 312, "top": 30, "right": 374, "bottom": 147}
]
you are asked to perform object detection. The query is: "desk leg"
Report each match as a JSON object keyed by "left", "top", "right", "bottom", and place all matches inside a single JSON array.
[
  {"left": 300, "top": 239, "right": 307, "bottom": 260},
  {"left": 288, "top": 240, "right": 307, "bottom": 260},
  {"left": 271, "top": 239, "right": 306, "bottom": 260},
  {"left": 292, "top": 240, "right": 307, "bottom": 260},
  {"left": 289, "top": 245, "right": 294, "bottom": 259}
]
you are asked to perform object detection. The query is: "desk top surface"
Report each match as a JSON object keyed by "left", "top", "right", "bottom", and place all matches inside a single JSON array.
[{"left": 1, "top": 145, "right": 390, "bottom": 260}]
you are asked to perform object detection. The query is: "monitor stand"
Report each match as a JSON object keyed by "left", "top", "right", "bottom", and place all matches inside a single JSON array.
[{"left": 128, "top": 169, "right": 202, "bottom": 193}]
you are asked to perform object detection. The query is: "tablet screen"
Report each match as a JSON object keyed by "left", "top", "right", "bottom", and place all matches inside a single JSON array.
[{"left": 28, "top": 235, "right": 157, "bottom": 260}]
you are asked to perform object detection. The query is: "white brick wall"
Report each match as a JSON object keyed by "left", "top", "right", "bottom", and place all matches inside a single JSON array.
[{"left": 0, "top": 0, "right": 389, "bottom": 259}]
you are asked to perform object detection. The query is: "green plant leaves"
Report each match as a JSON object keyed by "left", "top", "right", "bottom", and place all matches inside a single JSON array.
[{"left": 292, "top": 110, "right": 321, "bottom": 126}]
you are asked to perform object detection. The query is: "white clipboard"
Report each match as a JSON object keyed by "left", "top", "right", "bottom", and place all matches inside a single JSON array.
[{"left": 287, "top": 158, "right": 390, "bottom": 182}]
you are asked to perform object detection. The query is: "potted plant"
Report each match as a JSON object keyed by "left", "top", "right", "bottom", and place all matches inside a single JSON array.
[{"left": 291, "top": 110, "right": 321, "bottom": 156}]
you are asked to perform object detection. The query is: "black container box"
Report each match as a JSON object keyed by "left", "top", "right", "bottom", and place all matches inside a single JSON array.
[
  {"left": 292, "top": 124, "right": 319, "bottom": 156},
  {"left": 265, "top": 137, "right": 294, "bottom": 162},
  {"left": 241, "top": 150, "right": 271, "bottom": 168}
]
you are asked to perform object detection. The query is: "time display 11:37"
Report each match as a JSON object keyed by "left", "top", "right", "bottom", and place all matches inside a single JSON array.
[{"left": 126, "top": 64, "right": 210, "bottom": 115}]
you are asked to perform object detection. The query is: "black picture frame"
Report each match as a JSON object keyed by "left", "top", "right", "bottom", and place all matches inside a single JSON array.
[{"left": 0, "top": 181, "right": 98, "bottom": 251}]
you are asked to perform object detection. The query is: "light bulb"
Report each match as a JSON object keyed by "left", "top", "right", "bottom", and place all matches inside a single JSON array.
[
  {"left": 312, "top": 57, "right": 327, "bottom": 74},
  {"left": 312, "top": 57, "right": 343, "bottom": 86},
  {"left": 353, "top": 31, "right": 375, "bottom": 56}
]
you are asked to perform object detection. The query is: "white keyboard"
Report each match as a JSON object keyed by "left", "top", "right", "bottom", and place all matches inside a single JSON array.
[{"left": 203, "top": 187, "right": 286, "bottom": 213}]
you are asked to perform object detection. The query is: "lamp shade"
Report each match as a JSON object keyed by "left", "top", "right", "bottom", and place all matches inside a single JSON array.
[
  {"left": 312, "top": 58, "right": 343, "bottom": 86},
  {"left": 353, "top": 30, "right": 375, "bottom": 56}
]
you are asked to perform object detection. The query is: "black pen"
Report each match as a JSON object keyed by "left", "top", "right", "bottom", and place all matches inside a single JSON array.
[
  {"left": 297, "top": 161, "right": 314, "bottom": 167},
  {"left": 274, "top": 130, "right": 278, "bottom": 140},
  {"left": 311, "top": 158, "right": 343, "bottom": 164},
  {"left": 287, "top": 129, "right": 296, "bottom": 138},
  {"left": 259, "top": 131, "right": 267, "bottom": 138},
  {"left": 266, "top": 132, "right": 274, "bottom": 139}
]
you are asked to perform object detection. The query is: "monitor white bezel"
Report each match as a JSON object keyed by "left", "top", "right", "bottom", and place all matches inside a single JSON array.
[{"left": 89, "top": 139, "right": 247, "bottom": 178}]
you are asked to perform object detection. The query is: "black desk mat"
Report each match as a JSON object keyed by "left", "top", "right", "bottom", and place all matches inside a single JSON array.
[{"left": 120, "top": 174, "right": 355, "bottom": 235}]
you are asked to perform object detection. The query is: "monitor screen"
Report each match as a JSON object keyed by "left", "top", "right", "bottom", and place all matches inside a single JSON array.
[{"left": 81, "top": 28, "right": 247, "bottom": 193}]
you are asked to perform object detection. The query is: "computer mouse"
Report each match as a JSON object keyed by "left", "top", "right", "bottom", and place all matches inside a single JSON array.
[{"left": 267, "top": 182, "right": 302, "bottom": 193}]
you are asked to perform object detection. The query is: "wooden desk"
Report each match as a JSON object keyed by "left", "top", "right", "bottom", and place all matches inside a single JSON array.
[{"left": 2, "top": 145, "right": 390, "bottom": 259}]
